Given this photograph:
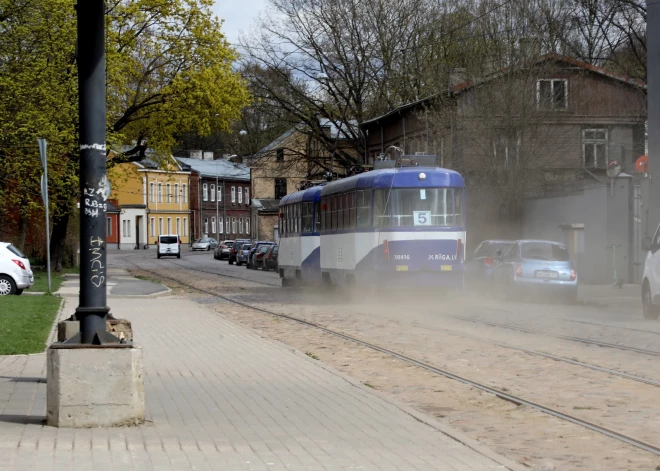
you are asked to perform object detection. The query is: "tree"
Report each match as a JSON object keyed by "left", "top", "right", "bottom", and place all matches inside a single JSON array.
[{"left": 0, "top": 0, "right": 250, "bottom": 269}]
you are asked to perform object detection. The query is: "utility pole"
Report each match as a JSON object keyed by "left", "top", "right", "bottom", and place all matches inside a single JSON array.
[
  {"left": 73, "top": 0, "right": 116, "bottom": 344},
  {"left": 648, "top": 1, "right": 660, "bottom": 232}
]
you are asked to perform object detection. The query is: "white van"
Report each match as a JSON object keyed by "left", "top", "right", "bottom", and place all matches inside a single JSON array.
[{"left": 157, "top": 235, "right": 181, "bottom": 259}]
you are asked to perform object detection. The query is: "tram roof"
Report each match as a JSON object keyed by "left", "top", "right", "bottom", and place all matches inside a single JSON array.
[
  {"left": 321, "top": 167, "right": 464, "bottom": 197},
  {"left": 280, "top": 185, "right": 324, "bottom": 205}
]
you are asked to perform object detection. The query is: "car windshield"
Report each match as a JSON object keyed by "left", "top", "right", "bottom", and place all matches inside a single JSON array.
[
  {"left": 521, "top": 242, "right": 570, "bottom": 261},
  {"left": 160, "top": 236, "right": 178, "bottom": 244},
  {"left": 258, "top": 246, "right": 269, "bottom": 253},
  {"left": 225, "top": 242, "right": 234, "bottom": 246},
  {"left": 243, "top": 244, "right": 251, "bottom": 250},
  {"left": 373, "top": 188, "right": 462, "bottom": 227},
  {"left": 272, "top": 246, "right": 279, "bottom": 254},
  {"left": 474, "top": 242, "right": 512, "bottom": 258},
  {"left": 6, "top": 244, "right": 26, "bottom": 258},
  {"left": 195, "top": 239, "right": 206, "bottom": 243}
]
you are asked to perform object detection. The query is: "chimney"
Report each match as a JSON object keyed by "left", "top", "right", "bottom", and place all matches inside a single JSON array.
[
  {"left": 202, "top": 151, "right": 214, "bottom": 161},
  {"left": 190, "top": 150, "right": 203, "bottom": 160}
]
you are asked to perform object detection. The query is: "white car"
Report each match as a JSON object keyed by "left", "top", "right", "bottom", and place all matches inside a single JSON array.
[
  {"left": 642, "top": 226, "right": 660, "bottom": 319},
  {"left": 0, "top": 242, "right": 34, "bottom": 295},
  {"left": 157, "top": 235, "right": 181, "bottom": 259}
]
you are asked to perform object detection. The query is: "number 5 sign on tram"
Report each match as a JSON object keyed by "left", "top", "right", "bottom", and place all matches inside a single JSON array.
[{"left": 413, "top": 211, "right": 432, "bottom": 226}]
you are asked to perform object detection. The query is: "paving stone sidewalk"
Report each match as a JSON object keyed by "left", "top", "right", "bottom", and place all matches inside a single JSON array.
[{"left": 0, "top": 297, "right": 521, "bottom": 470}]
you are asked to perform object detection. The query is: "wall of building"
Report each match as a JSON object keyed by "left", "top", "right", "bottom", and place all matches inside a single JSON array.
[
  {"left": 106, "top": 213, "right": 120, "bottom": 247},
  {"left": 118, "top": 208, "right": 148, "bottom": 250},
  {"left": 255, "top": 213, "right": 278, "bottom": 242}
]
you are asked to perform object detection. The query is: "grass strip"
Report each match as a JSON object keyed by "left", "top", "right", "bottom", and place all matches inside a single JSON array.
[{"left": 0, "top": 295, "right": 61, "bottom": 355}]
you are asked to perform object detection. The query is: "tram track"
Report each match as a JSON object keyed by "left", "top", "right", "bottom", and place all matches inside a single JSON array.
[{"left": 127, "top": 261, "right": 660, "bottom": 458}]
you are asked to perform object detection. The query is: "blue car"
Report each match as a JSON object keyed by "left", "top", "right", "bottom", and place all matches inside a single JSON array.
[
  {"left": 466, "top": 240, "right": 513, "bottom": 288},
  {"left": 493, "top": 239, "right": 578, "bottom": 303}
]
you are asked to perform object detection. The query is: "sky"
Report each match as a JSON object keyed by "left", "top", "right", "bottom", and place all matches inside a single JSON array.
[{"left": 211, "top": 0, "right": 269, "bottom": 46}]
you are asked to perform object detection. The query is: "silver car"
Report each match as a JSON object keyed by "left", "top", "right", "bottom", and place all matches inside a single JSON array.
[
  {"left": 192, "top": 238, "right": 218, "bottom": 251},
  {"left": 493, "top": 240, "right": 578, "bottom": 303},
  {"left": 214, "top": 240, "right": 234, "bottom": 260}
]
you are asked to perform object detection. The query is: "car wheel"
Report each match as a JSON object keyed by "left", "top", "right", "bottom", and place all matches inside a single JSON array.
[
  {"left": 0, "top": 275, "right": 16, "bottom": 296},
  {"left": 643, "top": 283, "right": 660, "bottom": 320},
  {"left": 262, "top": 265, "right": 269, "bottom": 271},
  {"left": 157, "top": 253, "right": 161, "bottom": 259},
  {"left": 177, "top": 253, "right": 181, "bottom": 259},
  {"left": 237, "top": 260, "right": 242, "bottom": 266},
  {"left": 229, "top": 258, "right": 234, "bottom": 265},
  {"left": 15, "top": 289, "right": 23, "bottom": 295}
]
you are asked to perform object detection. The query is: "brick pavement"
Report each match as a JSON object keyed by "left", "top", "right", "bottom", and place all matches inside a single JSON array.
[{"left": 0, "top": 296, "right": 521, "bottom": 470}]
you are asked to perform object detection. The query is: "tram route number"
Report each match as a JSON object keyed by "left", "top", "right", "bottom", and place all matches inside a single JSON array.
[{"left": 413, "top": 211, "right": 432, "bottom": 226}]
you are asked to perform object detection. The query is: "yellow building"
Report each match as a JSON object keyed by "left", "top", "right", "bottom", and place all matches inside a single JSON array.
[{"left": 109, "top": 156, "right": 191, "bottom": 249}]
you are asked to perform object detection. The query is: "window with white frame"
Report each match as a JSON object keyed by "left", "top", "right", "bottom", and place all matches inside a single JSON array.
[
  {"left": 245, "top": 188, "right": 249, "bottom": 204},
  {"left": 166, "top": 183, "right": 171, "bottom": 203},
  {"left": 217, "top": 186, "right": 222, "bottom": 202},
  {"left": 219, "top": 217, "right": 224, "bottom": 234},
  {"left": 159, "top": 217, "right": 163, "bottom": 235},
  {"left": 226, "top": 217, "right": 230, "bottom": 235},
  {"left": 203, "top": 183, "right": 208, "bottom": 201},
  {"left": 537, "top": 79, "right": 567, "bottom": 111},
  {"left": 212, "top": 217, "right": 216, "bottom": 234},
  {"left": 149, "top": 183, "right": 155, "bottom": 203},
  {"left": 583, "top": 129, "right": 608, "bottom": 168},
  {"left": 176, "top": 218, "right": 180, "bottom": 235},
  {"left": 158, "top": 183, "right": 163, "bottom": 203},
  {"left": 182, "top": 184, "right": 187, "bottom": 203},
  {"left": 204, "top": 218, "right": 208, "bottom": 234},
  {"left": 210, "top": 184, "right": 215, "bottom": 202},
  {"left": 107, "top": 217, "right": 112, "bottom": 236},
  {"left": 239, "top": 217, "right": 243, "bottom": 234},
  {"left": 174, "top": 184, "right": 179, "bottom": 203},
  {"left": 183, "top": 217, "right": 188, "bottom": 236},
  {"left": 492, "top": 130, "right": 521, "bottom": 169},
  {"left": 232, "top": 217, "right": 237, "bottom": 233},
  {"left": 150, "top": 217, "right": 155, "bottom": 237},
  {"left": 245, "top": 218, "right": 250, "bottom": 234},
  {"left": 231, "top": 186, "right": 236, "bottom": 203},
  {"left": 167, "top": 217, "right": 172, "bottom": 234},
  {"left": 238, "top": 187, "right": 242, "bottom": 204}
]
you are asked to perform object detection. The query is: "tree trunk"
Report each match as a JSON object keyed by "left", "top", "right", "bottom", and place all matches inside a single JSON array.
[
  {"left": 16, "top": 213, "right": 27, "bottom": 252},
  {"left": 50, "top": 211, "right": 70, "bottom": 272}
]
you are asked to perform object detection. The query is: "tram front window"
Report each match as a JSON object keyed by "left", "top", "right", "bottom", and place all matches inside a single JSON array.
[{"left": 373, "top": 188, "right": 462, "bottom": 227}]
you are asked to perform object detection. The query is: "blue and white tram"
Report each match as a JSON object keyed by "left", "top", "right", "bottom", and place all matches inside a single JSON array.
[
  {"left": 278, "top": 185, "right": 323, "bottom": 284},
  {"left": 319, "top": 166, "right": 466, "bottom": 288}
]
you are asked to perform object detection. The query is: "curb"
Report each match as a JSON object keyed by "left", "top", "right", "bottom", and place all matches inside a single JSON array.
[
  {"left": 46, "top": 296, "right": 67, "bottom": 348},
  {"left": 193, "top": 299, "right": 525, "bottom": 471}
]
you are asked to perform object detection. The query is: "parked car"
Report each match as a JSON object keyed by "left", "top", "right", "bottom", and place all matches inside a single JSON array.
[
  {"left": 228, "top": 238, "right": 251, "bottom": 264},
  {"left": 246, "top": 241, "right": 275, "bottom": 269},
  {"left": 493, "top": 239, "right": 577, "bottom": 303},
  {"left": 465, "top": 240, "right": 513, "bottom": 288},
  {"left": 192, "top": 238, "right": 218, "bottom": 251},
  {"left": 642, "top": 226, "right": 660, "bottom": 319},
  {"left": 263, "top": 244, "right": 279, "bottom": 271},
  {"left": 157, "top": 234, "right": 181, "bottom": 259},
  {"left": 0, "top": 242, "right": 34, "bottom": 295},
  {"left": 214, "top": 240, "right": 234, "bottom": 260},
  {"left": 236, "top": 243, "right": 252, "bottom": 266},
  {"left": 252, "top": 245, "right": 271, "bottom": 270}
]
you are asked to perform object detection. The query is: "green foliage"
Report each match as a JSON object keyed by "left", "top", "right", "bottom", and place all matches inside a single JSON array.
[{"left": 0, "top": 294, "right": 60, "bottom": 355}]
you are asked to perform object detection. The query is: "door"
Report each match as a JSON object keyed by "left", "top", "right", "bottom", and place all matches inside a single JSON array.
[
  {"left": 561, "top": 225, "right": 584, "bottom": 276},
  {"left": 135, "top": 216, "right": 142, "bottom": 249}
]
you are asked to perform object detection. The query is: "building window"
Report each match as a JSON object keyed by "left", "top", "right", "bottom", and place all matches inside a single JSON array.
[
  {"left": 274, "top": 178, "right": 287, "bottom": 199},
  {"left": 226, "top": 217, "right": 230, "bottom": 235},
  {"left": 174, "top": 184, "right": 179, "bottom": 203},
  {"left": 149, "top": 183, "right": 155, "bottom": 203},
  {"left": 210, "top": 184, "right": 215, "bottom": 202},
  {"left": 231, "top": 186, "right": 236, "bottom": 203},
  {"left": 176, "top": 218, "right": 180, "bottom": 235},
  {"left": 238, "top": 187, "right": 242, "bottom": 204},
  {"left": 245, "top": 188, "right": 249, "bottom": 204},
  {"left": 166, "top": 183, "right": 171, "bottom": 203},
  {"left": 183, "top": 217, "right": 188, "bottom": 237},
  {"left": 204, "top": 218, "right": 208, "bottom": 235},
  {"left": 107, "top": 217, "right": 112, "bottom": 236},
  {"left": 167, "top": 217, "right": 172, "bottom": 234},
  {"left": 218, "top": 186, "right": 222, "bottom": 202},
  {"left": 212, "top": 217, "right": 216, "bottom": 234},
  {"left": 245, "top": 218, "right": 250, "bottom": 234},
  {"left": 583, "top": 129, "right": 608, "bottom": 168},
  {"left": 159, "top": 217, "right": 163, "bottom": 235},
  {"left": 150, "top": 217, "right": 155, "bottom": 237},
  {"left": 158, "top": 183, "right": 163, "bottom": 203},
  {"left": 219, "top": 217, "right": 224, "bottom": 234},
  {"left": 239, "top": 217, "right": 243, "bottom": 234},
  {"left": 182, "top": 184, "right": 187, "bottom": 203},
  {"left": 276, "top": 148, "right": 284, "bottom": 162},
  {"left": 537, "top": 79, "right": 567, "bottom": 111},
  {"left": 232, "top": 217, "right": 237, "bottom": 234},
  {"left": 203, "top": 183, "right": 208, "bottom": 201}
]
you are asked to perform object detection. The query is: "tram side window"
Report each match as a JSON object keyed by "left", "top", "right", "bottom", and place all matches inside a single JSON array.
[
  {"left": 314, "top": 202, "right": 321, "bottom": 233},
  {"left": 357, "top": 190, "right": 371, "bottom": 228},
  {"left": 344, "top": 193, "right": 351, "bottom": 229},
  {"left": 298, "top": 203, "right": 303, "bottom": 233},
  {"left": 293, "top": 203, "right": 298, "bottom": 233},
  {"left": 373, "top": 189, "right": 391, "bottom": 227},
  {"left": 287, "top": 205, "right": 292, "bottom": 234},
  {"left": 454, "top": 190, "right": 463, "bottom": 225},
  {"left": 324, "top": 197, "right": 330, "bottom": 231},
  {"left": 302, "top": 202, "right": 313, "bottom": 233},
  {"left": 280, "top": 210, "right": 285, "bottom": 236},
  {"left": 331, "top": 195, "right": 337, "bottom": 230},
  {"left": 337, "top": 194, "right": 343, "bottom": 230},
  {"left": 348, "top": 192, "right": 356, "bottom": 229}
]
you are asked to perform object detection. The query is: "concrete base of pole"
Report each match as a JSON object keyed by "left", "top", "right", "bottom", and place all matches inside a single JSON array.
[{"left": 46, "top": 346, "right": 145, "bottom": 427}]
